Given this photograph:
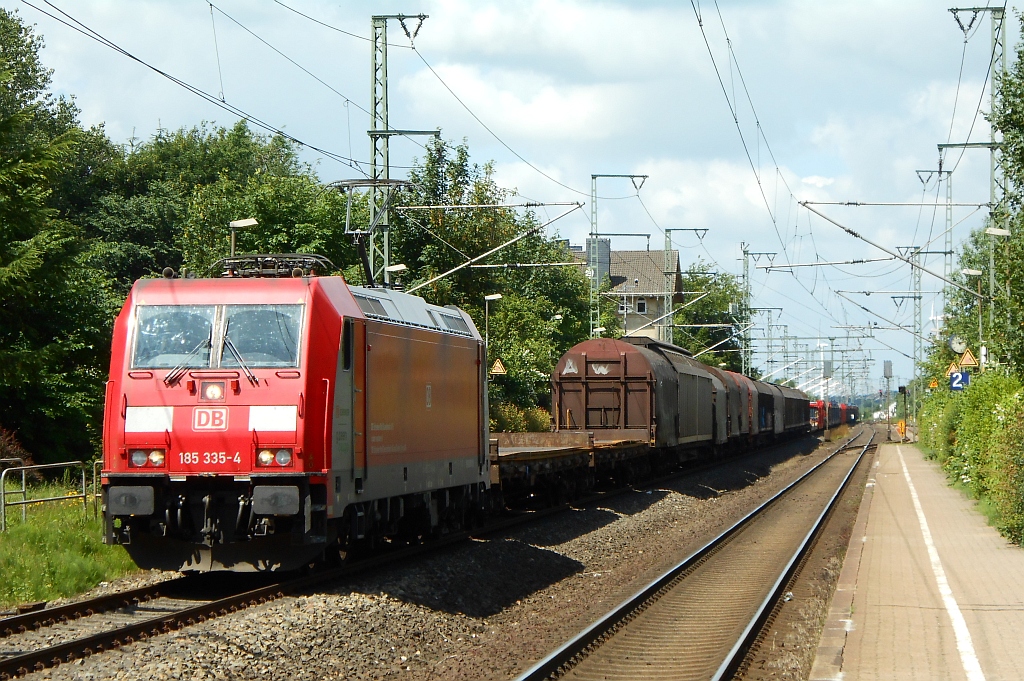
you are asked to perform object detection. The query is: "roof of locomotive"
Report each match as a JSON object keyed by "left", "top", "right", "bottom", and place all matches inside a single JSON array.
[
  {"left": 347, "top": 285, "right": 481, "bottom": 340},
  {"left": 129, "top": 275, "right": 331, "bottom": 305},
  {"left": 125, "top": 276, "right": 481, "bottom": 340}
]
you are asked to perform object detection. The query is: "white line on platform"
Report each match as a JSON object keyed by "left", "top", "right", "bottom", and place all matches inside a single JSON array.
[{"left": 897, "top": 445, "right": 986, "bottom": 681}]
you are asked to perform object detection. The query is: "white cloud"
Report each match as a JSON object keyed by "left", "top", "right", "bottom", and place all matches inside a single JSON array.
[
  {"left": 802, "top": 175, "right": 835, "bottom": 188},
  {"left": 400, "top": 63, "right": 636, "bottom": 142}
]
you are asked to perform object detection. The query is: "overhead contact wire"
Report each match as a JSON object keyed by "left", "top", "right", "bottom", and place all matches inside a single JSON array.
[{"left": 25, "top": 0, "right": 369, "bottom": 174}]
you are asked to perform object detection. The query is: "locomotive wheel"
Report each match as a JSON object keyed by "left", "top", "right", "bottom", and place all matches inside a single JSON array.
[{"left": 322, "top": 518, "right": 352, "bottom": 567}]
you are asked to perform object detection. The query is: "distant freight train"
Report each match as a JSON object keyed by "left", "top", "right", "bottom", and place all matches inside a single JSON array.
[{"left": 100, "top": 256, "right": 852, "bottom": 572}]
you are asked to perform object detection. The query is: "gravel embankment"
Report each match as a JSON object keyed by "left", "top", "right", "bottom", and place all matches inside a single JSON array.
[{"left": 29, "top": 436, "right": 836, "bottom": 681}]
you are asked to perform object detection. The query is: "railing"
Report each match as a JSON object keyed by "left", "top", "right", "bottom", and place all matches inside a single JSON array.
[
  {"left": 0, "top": 458, "right": 25, "bottom": 470},
  {"left": 1, "top": 462, "right": 87, "bottom": 531},
  {"left": 93, "top": 460, "right": 103, "bottom": 518}
]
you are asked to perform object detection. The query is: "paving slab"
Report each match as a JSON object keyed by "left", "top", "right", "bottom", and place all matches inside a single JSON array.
[{"left": 811, "top": 441, "right": 1024, "bottom": 681}]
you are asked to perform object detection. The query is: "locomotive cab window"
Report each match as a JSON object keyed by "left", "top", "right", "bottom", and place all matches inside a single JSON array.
[
  {"left": 221, "top": 305, "right": 302, "bottom": 368},
  {"left": 132, "top": 305, "right": 216, "bottom": 369},
  {"left": 132, "top": 304, "right": 304, "bottom": 369}
]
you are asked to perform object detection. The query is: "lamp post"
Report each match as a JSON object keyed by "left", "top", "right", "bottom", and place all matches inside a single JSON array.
[
  {"left": 484, "top": 294, "right": 502, "bottom": 362},
  {"left": 962, "top": 268, "right": 983, "bottom": 346},
  {"left": 228, "top": 218, "right": 258, "bottom": 257}
]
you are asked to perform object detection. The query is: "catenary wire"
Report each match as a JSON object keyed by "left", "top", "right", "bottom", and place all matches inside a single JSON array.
[
  {"left": 207, "top": 1, "right": 226, "bottom": 101},
  {"left": 207, "top": 1, "right": 368, "bottom": 116},
  {"left": 25, "top": 0, "right": 370, "bottom": 174},
  {"left": 266, "top": 1, "right": 639, "bottom": 201}
]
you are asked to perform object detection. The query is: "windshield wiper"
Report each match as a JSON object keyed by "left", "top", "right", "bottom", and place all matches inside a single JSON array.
[
  {"left": 163, "top": 331, "right": 213, "bottom": 386},
  {"left": 223, "top": 320, "right": 259, "bottom": 386}
]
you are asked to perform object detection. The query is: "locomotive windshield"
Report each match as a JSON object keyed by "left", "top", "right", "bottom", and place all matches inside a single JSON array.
[
  {"left": 132, "top": 304, "right": 303, "bottom": 369},
  {"left": 133, "top": 305, "right": 215, "bottom": 369},
  {"left": 221, "top": 305, "right": 302, "bottom": 368}
]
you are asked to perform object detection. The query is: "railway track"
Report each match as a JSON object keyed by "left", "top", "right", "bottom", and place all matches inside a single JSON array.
[
  {"left": 515, "top": 427, "right": 875, "bottom": 681},
  {"left": 0, "top": 431, "right": 849, "bottom": 679}
]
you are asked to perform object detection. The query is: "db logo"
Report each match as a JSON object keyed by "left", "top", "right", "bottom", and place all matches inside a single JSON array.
[{"left": 192, "top": 407, "right": 228, "bottom": 431}]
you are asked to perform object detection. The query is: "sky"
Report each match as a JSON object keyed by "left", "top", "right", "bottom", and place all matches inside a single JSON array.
[{"left": 7, "top": 0, "right": 1016, "bottom": 397}]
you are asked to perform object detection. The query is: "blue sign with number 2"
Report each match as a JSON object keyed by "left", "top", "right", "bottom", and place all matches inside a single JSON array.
[{"left": 950, "top": 371, "right": 970, "bottom": 391}]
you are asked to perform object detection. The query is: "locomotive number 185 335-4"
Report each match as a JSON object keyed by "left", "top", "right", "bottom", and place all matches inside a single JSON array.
[{"left": 178, "top": 451, "right": 241, "bottom": 465}]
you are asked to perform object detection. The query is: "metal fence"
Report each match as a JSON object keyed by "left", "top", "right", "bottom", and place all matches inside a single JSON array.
[{"left": 0, "top": 461, "right": 87, "bottom": 531}]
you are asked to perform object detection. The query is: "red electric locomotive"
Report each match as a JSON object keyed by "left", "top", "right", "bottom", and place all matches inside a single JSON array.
[{"left": 102, "top": 256, "right": 489, "bottom": 571}]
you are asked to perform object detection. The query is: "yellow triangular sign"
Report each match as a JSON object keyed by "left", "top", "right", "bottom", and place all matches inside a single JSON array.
[
  {"left": 945, "top": 361, "right": 960, "bottom": 377},
  {"left": 489, "top": 358, "right": 507, "bottom": 375},
  {"left": 959, "top": 349, "right": 979, "bottom": 368},
  {"left": 929, "top": 379, "right": 938, "bottom": 388}
]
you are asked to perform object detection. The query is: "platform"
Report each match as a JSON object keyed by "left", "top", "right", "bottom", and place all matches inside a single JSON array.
[{"left": 811, "top": 441, "right": 1024, "bottom": 680}]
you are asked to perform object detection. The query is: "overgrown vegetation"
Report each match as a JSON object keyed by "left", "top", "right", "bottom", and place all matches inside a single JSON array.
[
  {"left": 918, "top": 373, "right": 1024, "bottom": 542},
  {"left": 916, "top": 15, "right": 1024, "bottom": 544},
  {"left": 0, "top": 483, "right": 136, "bottom": 608}
]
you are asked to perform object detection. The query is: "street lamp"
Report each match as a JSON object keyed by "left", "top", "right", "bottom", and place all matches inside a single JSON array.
[
  {"left": 228, "top": 217, "right": 258, "bottom": 257},
  {"left": 484, "top": 294, "right": 502, "bottom": 357},
  {"left": 962, "top": 268, "right": 983, "bottom": 346},
  {"left": 384, "top": 263, "right": 408, "bottom": 289}
]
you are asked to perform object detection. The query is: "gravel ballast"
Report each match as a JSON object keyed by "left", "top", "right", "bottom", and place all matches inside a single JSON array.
[{"left": 28, "top": 435, "right": 840, "bottom": 681}]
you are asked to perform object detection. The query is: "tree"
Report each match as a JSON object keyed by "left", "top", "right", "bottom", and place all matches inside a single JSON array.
[
  {"left": 393, "top": 139, "right": 592, "bottom": 416},
  {"left": 672, "top": 260, "right": 744, "bottom": 372},
  {"left": 0, "top": 83, "right": 119, "bottom": 461}
]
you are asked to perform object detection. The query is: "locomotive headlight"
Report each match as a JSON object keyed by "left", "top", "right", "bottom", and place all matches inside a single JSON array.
[
  {"left": 258, "top": 449, "right": 275, "bottom": 466},
  {"left": 274, "top": 448, "right": 292, "bottom": 466},
  {"left": 129, "top": 450, "right": 148, "bottom": 467},
  {"left": 201, "top": 381, "right": 225, "bottom": 401},
  {"left": 148, "top": 450, "right": 166, "bottom": 466}
]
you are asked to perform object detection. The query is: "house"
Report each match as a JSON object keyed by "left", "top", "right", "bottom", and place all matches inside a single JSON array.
[
  {"left": 573, "top": 238, "right": 685, "bottom": 342},
  {"left": 607, "top": 249, "right": 684, "bottom": 342}
]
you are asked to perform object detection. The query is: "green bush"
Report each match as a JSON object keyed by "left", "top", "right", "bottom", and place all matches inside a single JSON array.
[
  {"left": 919, "top": 370, "right": 1024, "bottom": 543},
  {"left": 942, "top": 371, "right": 1021, "bottom": 497},
  {"left": 919, "top": 388, "right": 960, "bottom": 463},
  {"left": 490, "top": 403, "right": 552, "bottom": 433},
  {"left": 491, "top": 402, "right": 527, "bottom": 433},
  {"left": 984, "top": 391, "right": 1024, "bottom": 542},
  {"left": 0, "top": 483, "right": 137, "bottom": 608},
  {"left": 523, "top": 406, "right": 552, "bottom": 432}
]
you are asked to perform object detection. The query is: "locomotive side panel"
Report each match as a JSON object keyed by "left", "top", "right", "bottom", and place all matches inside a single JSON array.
[{"left": 355, "top": 320, "right": 482, "bottom": 503}]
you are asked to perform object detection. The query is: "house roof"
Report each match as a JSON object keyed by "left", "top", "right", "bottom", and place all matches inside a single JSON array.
[{"left": 608, "top": 250, "right": 684, "bottom": 299}]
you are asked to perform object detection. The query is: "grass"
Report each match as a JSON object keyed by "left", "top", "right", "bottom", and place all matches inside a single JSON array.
[
  {"left": 828, "top": 424, "right": 851, "bottom": 442},
  {"left": 0, "top": 481, "right": 139, "bottom": 609}
]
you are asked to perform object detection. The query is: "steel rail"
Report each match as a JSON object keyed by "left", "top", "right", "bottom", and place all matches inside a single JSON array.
[
  {"left": 0, "top": 430, "right": 835, "bottom": 679},
  {"left": 513, "top": 428, "right": 867, "bottom": 681},
  {"left": 0, "top": 578, "right": 190, "bottom": 638},
  {"left": 712, "top": 430, "right": 875, "bottom": 680}
]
